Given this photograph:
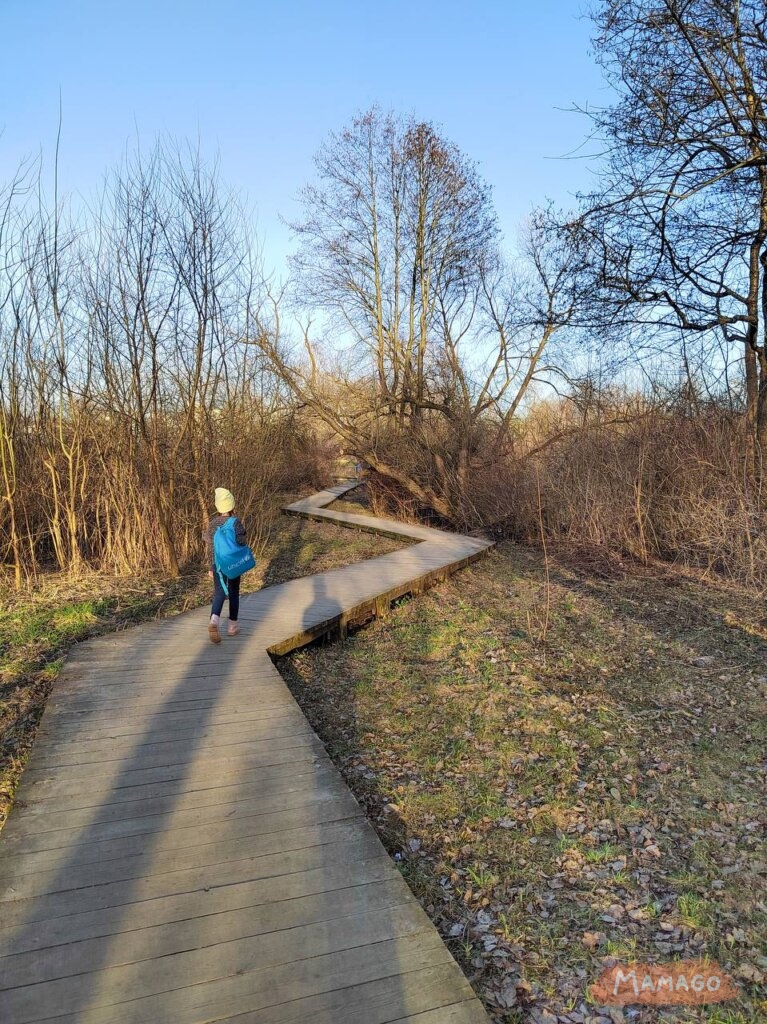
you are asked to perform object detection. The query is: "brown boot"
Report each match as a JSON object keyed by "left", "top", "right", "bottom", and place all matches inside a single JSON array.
[{"left": 208, "top": 622, "right": 221, "bottom": 644}]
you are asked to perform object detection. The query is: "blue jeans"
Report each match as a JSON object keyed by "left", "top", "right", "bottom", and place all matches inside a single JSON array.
[{"left": 212, "top": 572, "right": 240, "bottom": 620}]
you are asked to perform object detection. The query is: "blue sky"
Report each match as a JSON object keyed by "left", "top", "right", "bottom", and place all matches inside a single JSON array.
[{"left": 1, "top": 0, "right": 609, "bottom": 277}]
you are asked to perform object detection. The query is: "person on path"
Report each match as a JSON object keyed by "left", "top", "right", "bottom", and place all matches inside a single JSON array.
[{"left": 203, "top": 487, "right": 247, "bottom": 644}]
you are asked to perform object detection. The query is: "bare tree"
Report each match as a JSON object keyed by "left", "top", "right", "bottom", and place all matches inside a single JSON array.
[
  {"left": 0, "top": 136, "right": 327, "bottom": 586},
  {"left": 289, "top": 110, "right": 496, "bottom": 428},
  {"left": 580, "top": 0, "right": 767, "bottom": 470},
  {"left": 258, "top": 110, "right": 594, "bottom": 525},
  {"left": 0, "top": 162, "right": 38, "bottom": 585}
]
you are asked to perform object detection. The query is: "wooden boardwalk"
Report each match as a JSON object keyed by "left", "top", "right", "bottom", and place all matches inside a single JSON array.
[{"left": 0, "top": 483, "right": 493, "bottom": 1024}]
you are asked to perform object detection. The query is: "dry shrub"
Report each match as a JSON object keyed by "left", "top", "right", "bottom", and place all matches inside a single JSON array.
[
  {"left": 0, "top": 410, "right": 331, "bottom": 583},
  {"left": 365, "top": 472, "right": 427, "bottom": 524},
  {"left": 343, "top": 390, "right": 765, "bottom": 588},
  {"left": 481, "top": 398, "right": 767, "bottom": 588}
]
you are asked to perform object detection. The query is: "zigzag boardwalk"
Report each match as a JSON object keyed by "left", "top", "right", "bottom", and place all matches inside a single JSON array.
[{"left": 0, "top": 483, "right": 492, "bottom": 1023}]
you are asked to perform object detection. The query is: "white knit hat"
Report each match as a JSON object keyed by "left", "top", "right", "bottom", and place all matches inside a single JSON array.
[{"left": 214, "top": 487, "right": 235, "bottom": 514}]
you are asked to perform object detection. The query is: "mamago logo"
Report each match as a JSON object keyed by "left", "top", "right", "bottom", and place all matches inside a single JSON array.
[{"left": 591, "top": 960, "right": 738, "bottom": 1007}]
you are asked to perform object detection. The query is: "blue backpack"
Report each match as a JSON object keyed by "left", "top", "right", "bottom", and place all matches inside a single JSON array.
[{"left": 213, "top": 517, "right": 256, "bottom": 595}]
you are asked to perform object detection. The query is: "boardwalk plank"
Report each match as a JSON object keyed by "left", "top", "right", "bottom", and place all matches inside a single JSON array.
[
  {"left": 0, "top": 877, "right": 415, "bottom": 989},
  {"left": 0, "top": 814, "right": 370, "bottom": 897},
  {"left": 10, "top": 735, "right": 326, "bottom": 792},
  {"left": 30, "top": 708, "right": 306, "bottom": 751},
  {"left": 0, "top": 784, "right": 357, "bottom": 868},
  {"left": 0, "top": 830, "right": 388, "bottom": 929},
  {"left": 14, "top": 752, "right": 329, "bottom": 811},
  {"left": 209, "top": 968, "right": 484, "bottom": 1024},
  {"left": 0, "top": 857, "right": 400, "bottom": 955},
  {"left": 27, "top": 714, "right": 315, "bottom": 765},
  {"left": 35, "top": 933, "right": 455, "bottom": 1024},
  {"left": 1, "top": 905, "right": 436, "bottom": 1021},
  {"left": 0, "top": 772, "right": 359, "bottom": 847}
]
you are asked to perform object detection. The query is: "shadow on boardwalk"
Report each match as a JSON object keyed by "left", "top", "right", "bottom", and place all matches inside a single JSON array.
[{"left": 0, "top": 483, "right": 490, "bottom": 1022}]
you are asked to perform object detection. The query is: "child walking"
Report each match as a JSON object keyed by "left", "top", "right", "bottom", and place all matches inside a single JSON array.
[{"left": 204, "top": 487, "right": 247, "bottom": 644}]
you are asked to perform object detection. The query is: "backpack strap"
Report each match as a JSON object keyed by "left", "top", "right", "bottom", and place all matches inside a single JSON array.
[
  {"left": 213, "top": 520, "right": 230, "bottom": 596},
  {"left": 217, "top": 566, "right": 229, "bottom": 597}
]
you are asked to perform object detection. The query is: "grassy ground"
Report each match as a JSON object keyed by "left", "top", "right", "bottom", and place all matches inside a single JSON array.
[
  {"left": 0, "top": 498, "right": 403, "bottom": 828},
  {"left": 279, "top": 502, "right": 767, "bottom": 1023}
]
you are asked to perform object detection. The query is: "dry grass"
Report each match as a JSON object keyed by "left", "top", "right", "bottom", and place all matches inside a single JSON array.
[
  {"left": 280, "top": 539, "right": 767, "bottom": 1023},
  {"left": 478, "top": 404, "right": 767, "bottom": 596}
]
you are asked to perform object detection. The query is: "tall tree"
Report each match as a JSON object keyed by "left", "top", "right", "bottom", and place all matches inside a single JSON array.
[
  {"left": 581, "top": 0, "right": 767, "bottom": 466},
  {"left": 289, "top": 109, "right": 498, "bottom": 425},
  {"left": 268, "top": 109, "right": 590, "bottom": 524}
]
